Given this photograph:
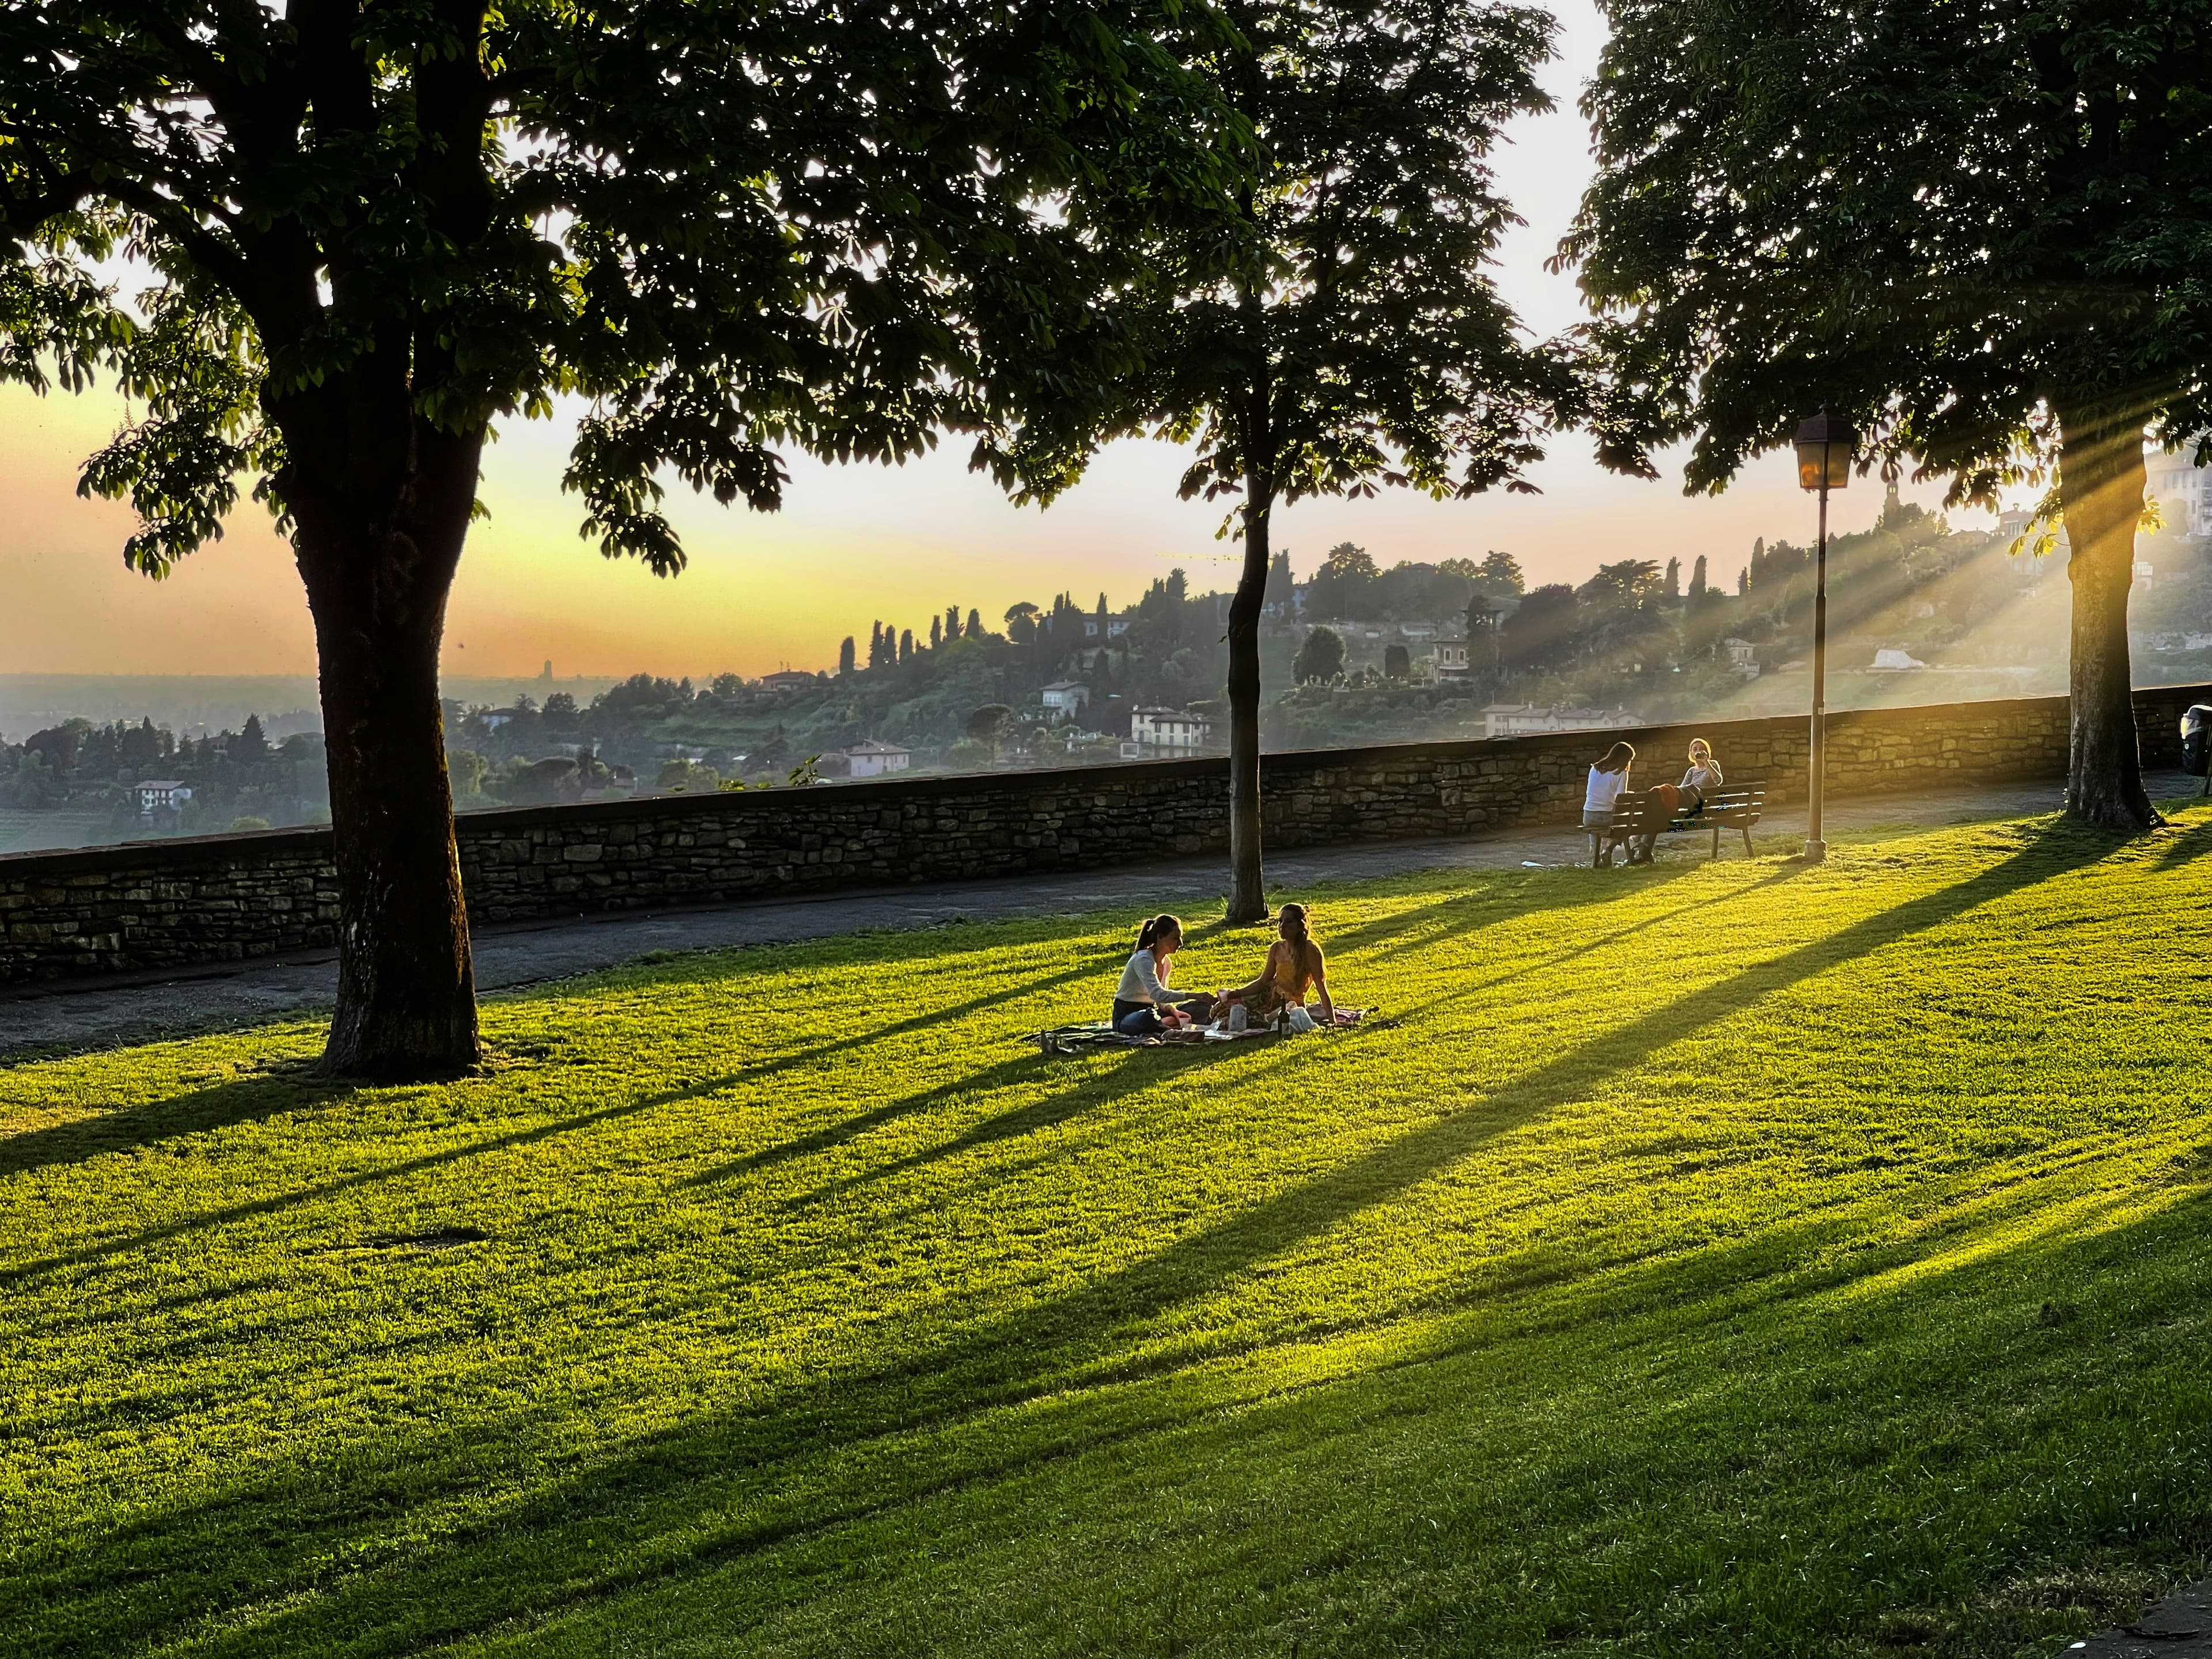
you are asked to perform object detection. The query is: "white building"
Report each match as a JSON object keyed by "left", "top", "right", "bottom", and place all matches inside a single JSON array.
[
  {"left": 1040, "top": 680, "right": 1090, "bottom": 722},
  {"left": 1721, "top": 637, "right": 1760, "bottom": 679},
  {"left": 1476, "top": 704, "right": 1643, "bottom": 741},
  {"left": 1871, "top": 648, "right": 1927, "bottom": 671},
  {"left": 1130, "top": 707, "right": 1212, "bottom": 752},
  {"left": 134, "top": 779, "right": 192, "bottom": 816},
  {"left": 832, "top": 740, "right": 910, "bottom": 778},
  {"left": 1432, "top": 628, "right": 1471, "bottom": 680},
  {"left": 2147, "top": 445, "right": 2212, "bottom": 539},
  {"left": 760, "top": 670, "right": 820, "bottom": 691}
]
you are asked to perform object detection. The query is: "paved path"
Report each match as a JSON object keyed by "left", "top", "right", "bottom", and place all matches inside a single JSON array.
[
  {"left": 1, "top": 772, "right": 2184, "bottom": 1058},
  {"left": 2068, "top": 1578, "right": 2212, "bottom": 1657}
]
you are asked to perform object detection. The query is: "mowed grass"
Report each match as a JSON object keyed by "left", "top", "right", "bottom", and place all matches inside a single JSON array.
[{"left": 6, "top": 808, "right": 2212, "bottom": 1658}]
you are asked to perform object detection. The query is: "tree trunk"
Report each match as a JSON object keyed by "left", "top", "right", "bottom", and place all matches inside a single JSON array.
[
  {"left": 2056, "top": 404, "right": 2158, "bottom": 831},
  {"left": 287, "top": 421, "right": 484, "bottom": 1078},
  {"left": 1226, "top": 461, "right": 1272, "bottom": 925}
]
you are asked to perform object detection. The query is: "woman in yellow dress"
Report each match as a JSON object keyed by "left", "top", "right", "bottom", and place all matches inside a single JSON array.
[{"left": 1217, "top": 903, "right": 1335, "bottom": 1027}]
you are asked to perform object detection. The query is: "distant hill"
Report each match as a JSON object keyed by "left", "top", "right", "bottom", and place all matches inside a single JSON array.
[{"left": 0, "top": 675, "right": 626, "bottom": 744}]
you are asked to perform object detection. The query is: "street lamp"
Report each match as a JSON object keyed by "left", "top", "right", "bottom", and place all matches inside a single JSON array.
[{"left": 1793, "top": 410, "right": 1856, "bottom": 863}]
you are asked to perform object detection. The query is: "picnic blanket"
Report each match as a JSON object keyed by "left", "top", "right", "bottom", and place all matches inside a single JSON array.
[{"left": 1024, "top": 1007, "right": 1379, "bottom": 1056}]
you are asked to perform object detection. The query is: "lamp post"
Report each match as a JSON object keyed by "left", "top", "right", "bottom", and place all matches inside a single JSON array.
[{"left": 1793, "top": 410, "right": 1856, "bottom": 863}]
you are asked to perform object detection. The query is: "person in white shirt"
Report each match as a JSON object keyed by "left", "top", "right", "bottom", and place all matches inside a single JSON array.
[
  {"left": 1584, "top": 741, "right": 1635, "bottom": 868},
  {"left": 1112, "top": 914, "right": 1215, "bottom": 1035}
]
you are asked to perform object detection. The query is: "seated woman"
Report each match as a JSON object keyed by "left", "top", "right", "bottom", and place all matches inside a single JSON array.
[
  {"left": 1629, "top": 738, "right": 1723, "bottom": 864},
  {"left": 1113, "top": 914, "right": 1216, "bottom": 1036},
  {"left": 1217, "top": 903, "right": 1335, "bottom": 1028},
  {"left": 1584, "top": 741, "right": 1635, "bottom": 868}
]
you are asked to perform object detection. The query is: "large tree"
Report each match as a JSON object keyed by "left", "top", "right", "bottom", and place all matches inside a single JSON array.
[
  {"left": 2, "top": 0, "right": 1229, "bottom": 1074},
  {"left": 1079, "top": 0, "right": 1572, "bottom": 922},
  {"left": 1563, "top": 0, "right": 2212, "bottom": 830}
]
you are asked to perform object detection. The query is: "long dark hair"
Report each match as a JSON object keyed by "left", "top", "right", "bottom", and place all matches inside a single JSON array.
[
  {"left": 1596, "top": 741, "right": 1636, "bottom": 774},
  {"left": 1135, "top": 913, "right": 1183, "bottom": 953},
  {"left": 1277, "top": 902, "right": 1321, "bottom": 977}
]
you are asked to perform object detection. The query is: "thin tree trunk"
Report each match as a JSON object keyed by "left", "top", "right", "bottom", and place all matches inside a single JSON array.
[
  {"left": 1226, "top": 463, "right": 1272, "bottom": 924},
  {"left": 288, "top": 423, "right": 484, "bottom": 1077},
  {"left": 2056, "top": 404, "right": 2158, "bottom": 831}
]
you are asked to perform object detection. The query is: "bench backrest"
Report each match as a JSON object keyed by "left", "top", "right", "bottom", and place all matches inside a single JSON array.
[{"left": 1609, "top": 786, "right": 1765, "bottom": 830}]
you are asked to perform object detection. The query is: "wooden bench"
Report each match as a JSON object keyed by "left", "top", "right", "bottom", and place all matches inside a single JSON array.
[{"left": 1604, "top": 786, "right": 1766, "bottom": 862}]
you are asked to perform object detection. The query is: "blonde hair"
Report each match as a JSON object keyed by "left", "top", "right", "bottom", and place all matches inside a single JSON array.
[{"left": 1687, "top": 738, "right": 1722, "bottom": 781}]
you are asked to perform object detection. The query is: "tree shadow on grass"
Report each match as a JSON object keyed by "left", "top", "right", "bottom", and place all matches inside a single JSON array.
[
  {"left": 787, "top": 1041, "right": 1270, "bottom": 1207},
  {"left": 6, "top": 823, "right": 2129, "bottom": 1657},
  {"left": 679, "top": 1052, "right": 1083, "bottom": 1193},
  {"left": 2153, "top": 810, "right": 2212, "bottom": 869},
  {"left": 0, "top": 1066, "right": 746, "bottom": 1287},
  {"left": 0, "top": 1065, "right": 350, "bottom": 1181}
]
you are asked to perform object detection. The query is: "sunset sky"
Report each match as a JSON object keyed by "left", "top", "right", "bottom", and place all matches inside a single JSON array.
[{"left": 0, "top": 0, "right": 1995, "bottom": 683}]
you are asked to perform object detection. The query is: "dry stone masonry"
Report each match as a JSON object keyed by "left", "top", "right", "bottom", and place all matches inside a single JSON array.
[{"left": 3, "top": 684, "right": 2203, "bottom": 986}]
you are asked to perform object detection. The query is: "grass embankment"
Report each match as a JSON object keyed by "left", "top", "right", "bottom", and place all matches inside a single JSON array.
[{"left": 5, "top": 807, "right": 2212, "bottom": 1657}]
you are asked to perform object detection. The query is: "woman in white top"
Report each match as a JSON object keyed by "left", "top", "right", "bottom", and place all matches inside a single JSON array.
[
  {"left": 1679, "top": 738, "right": 1723, "bottom": 808},
  {"left": 1112, "top": 914, "right": 1215, "bottom": 1036},
  {"left": 1583, "top": 741, "right": 1635, "bottom": 868}
]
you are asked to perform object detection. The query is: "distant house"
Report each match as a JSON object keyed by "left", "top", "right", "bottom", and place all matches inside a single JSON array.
[
  {"left": 133, "top": 779, "right": 192, "bottom": 816},
  {"left": 1721, "top": 637, "right": 1760, "bottom": 679},
  {"left": 1433, "top": 628, "right": 1471, "bottom": 679},
  {"left": 1040, "top": 680, "right": 1090, "bottom": 722},
  {"left": 1130, "top": 706, "right": 1212, "bottom": 752},
  {"left": 760, "top": 669, "right": 820, "bottom": 691},
  {"left": 2146, "top": 446, "right": 2212, "bottom": 538},
  {"left": 828, "top": 739, "right": 911, "bottom": 778},
  {"left": 1871, "top": 648, "right": 1927, "bottom": 671},
  {"left": 479, "top": 707, "right": 525, "bottom": 729},
  {"left": 1476, "top": 704, "right": 1643, "bottom": 741}
]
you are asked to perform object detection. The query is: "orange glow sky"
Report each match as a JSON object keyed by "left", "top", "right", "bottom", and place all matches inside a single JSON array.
[{"left": 0, "top": 1, "right": 1997, "bottom": 683}]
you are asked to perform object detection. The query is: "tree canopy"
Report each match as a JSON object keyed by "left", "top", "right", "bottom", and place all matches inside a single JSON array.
[
  {"left": 1103, "top": 0, "right": 1573, "bottom": 916},
  {"left": 1563, "top": 0, "right": 2212, "bottom": 825},
  {"left": 0, "top": 0, "right": 1243, "bottom": 1073}
]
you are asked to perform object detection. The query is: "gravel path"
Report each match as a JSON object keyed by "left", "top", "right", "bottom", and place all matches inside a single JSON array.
[{"left": 2, "top": 771, "right": 2183, "bottom": 1059}]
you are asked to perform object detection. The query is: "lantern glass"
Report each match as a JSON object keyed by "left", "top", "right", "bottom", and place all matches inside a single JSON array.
[
  {"left": 1796, "top": 439, "right": 1850, "bottom": 492},
  {"left": 1793, "top": 412, "right": 1858, "bottom": 491}
]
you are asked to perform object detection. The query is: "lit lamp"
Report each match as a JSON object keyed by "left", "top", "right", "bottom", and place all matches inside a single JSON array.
[{"left": 1793, "top": 409, "right": 1857, "bottom": 863}]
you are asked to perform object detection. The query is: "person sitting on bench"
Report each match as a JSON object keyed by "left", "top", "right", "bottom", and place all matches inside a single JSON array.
[
  {"left": 1630, "top": 738, "right": 1725, "bottom": 864},
  {"left": 1113, "top": 914, "right": 1215, "bottom": 1035},
  {"left": 1215, "top": 902, "right": 1335, "bottom": 1028},
  {"left": 1585, "top": 741, "right": 1635, "bottom": 868}
]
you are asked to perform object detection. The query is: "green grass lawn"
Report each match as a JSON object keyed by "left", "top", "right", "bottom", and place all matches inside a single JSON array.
[{"left": 6, "top": 805, "right": 2212, "bottom": 1658}]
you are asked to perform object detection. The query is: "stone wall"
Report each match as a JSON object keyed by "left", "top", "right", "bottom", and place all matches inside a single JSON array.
[{"left": 3, "top": 683, "right": 2205, "bottom": 986}]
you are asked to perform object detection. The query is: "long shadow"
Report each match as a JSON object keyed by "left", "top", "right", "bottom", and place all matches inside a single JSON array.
[
  {"left": 2154, "top": 812, "right": 2212, "bottom": 869},
  {"left": 678, "top": 1054, "right": 1050, "bottom": 1191},
  {"left": 0, "top": 922, "right": 1218, "bottom": 1285},
  {"left": 1420, "top": 863, "right": 1809, "bottom": 1009},
  {"left": 0, "top": 1070, "right": 743, "bottom": 1287},
  {"left": 795, "top": 1043, "right": 1257, "bottom": 1205},
  {"left": 0, "top": 1067, "right": 350, "bottom": 1180},
  {"left": 1309, "top": 866, "right": 1655, "bottom": 958},
  {"left": 5, "top": 824, "right": 2123, "bottom": 1656},
  {"left": 657, "top": 820, "right": 2116, "bottom": 1435},
  {"left": 666, "top": 946, "right": 1154, "bottom": 1088}
]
